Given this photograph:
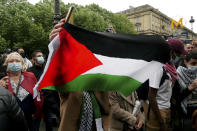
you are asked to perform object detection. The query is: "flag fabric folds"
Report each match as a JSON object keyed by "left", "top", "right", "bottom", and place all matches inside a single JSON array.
[{"left": 33, "top": 23, "right": 170, "bottom": 98}]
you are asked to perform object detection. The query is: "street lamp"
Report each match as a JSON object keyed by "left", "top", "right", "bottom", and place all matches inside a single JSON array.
[
  {"left": 53, "top": 0, "right": 61, "bottom": 25},
  {"left": 189, "top": 16, "right": 195, "bottom": 41},
  {"left": 189, "top": 16, "right": 195, "bottom": 31}
]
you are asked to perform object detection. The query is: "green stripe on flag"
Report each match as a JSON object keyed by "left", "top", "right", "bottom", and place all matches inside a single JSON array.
[
  {"left": 90, "top": 92, "right": 101, "bottom": 119},
  {"left": 43, "top": 73, "right": 142, "bottom": 96}
]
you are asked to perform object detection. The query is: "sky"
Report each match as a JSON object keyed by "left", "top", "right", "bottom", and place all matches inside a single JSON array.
[{"left": 28, "top": 0, "right": 197, "bottom": 33}]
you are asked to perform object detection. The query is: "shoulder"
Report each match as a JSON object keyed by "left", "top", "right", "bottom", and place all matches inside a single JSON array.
[
  {"left": 23, "top": 72, "right": 35, "bottom": 77},
  {"left": 22, "top": 72, "right": 37, "bottom": 82},
  {"left": 0, "top": 87, "right": 12, "bottom": 96},
  {"left": 149, "top": 67, "right": 164, "bottom": 89},
  {"left": 0, "top": 87, "right": 13, "bottom": 105},
  {"left": 27, "top": 66, "right": 34, "bottom": 72}
]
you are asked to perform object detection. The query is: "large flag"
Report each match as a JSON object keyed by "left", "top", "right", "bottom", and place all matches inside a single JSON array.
[{"left": 33, "top": 23, "right": 170, "bottom": 98}]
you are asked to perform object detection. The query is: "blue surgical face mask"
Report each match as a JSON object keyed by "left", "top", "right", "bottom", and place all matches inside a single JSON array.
[
  {"left": 188, "top": 66, "right": 197, "bottom": 72},
  {"left": 36, "top": 56, "right": 44, "bottom": 65},
  {"left": 8, "top": 62, "right": 22, "bottom": 73}
]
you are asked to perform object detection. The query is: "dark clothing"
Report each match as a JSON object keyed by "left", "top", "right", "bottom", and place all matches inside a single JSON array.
[
  {"left": 27, "top": 65, "right": 44, "bottom": 80},
  {"left": 0, "top": 56, "right": 7, "bottom": 79},
  {"left": 28, "top": 65, "right": 60, "bottom": 131},
  {"left": 7, "top": 72, "right": 39, "bottom": 131},
  {"left": 171, "top": 81, "right": 193, "bottom": 130},
  {"left": 16, "top": 94, "right": 36, "bottom": 131},
  {"left": 0, "top": 87, "right": 28, "bottom": 131},
  {"left": 171, "top": 81, "right": 192, "bottom": 117},
  {"left": 27, "top": 66, "right": 45, "bottom": 131},
  {"left": 0, "top": 65, "right": 7, "bottom": 79},
  {"left": 43, "top": 90, "right": 60, "bottom": 131}
]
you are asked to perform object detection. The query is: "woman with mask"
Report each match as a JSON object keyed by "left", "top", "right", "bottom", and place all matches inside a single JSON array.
[
  {"left": 171, "top": 51, "right": 197, "bottom": 130},
  {"left": 3, "top": 52, "right": 41, "bottom": 131}
]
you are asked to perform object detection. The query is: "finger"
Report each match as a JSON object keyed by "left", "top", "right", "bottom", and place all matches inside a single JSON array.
[
  {"left": 59, "top": 19, "right": 65, "bottom": 23},
  {"left": 54, "top": 22, "right": 64, "bottom": 29},
  {"left": 49, "top": 33, "right": 59, "bottom": 41},
  {"left": 49, "top": 28, "right": 61, "bottom": 40},
  {"left": 50, "top": 28, "right": 62, "bottom": 36},
  {"left": 2, "top": 76, "right": 8, "bottom": 81}
]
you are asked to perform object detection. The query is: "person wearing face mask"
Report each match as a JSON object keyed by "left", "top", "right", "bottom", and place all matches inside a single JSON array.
[
  {"left": 27, "top": 50, "right": 45, "bottom": 80},
  {"left": 171, "top": 51, "right": 197, "bottom": 130},
  {"left": 27, "top": 50, "right": 46, "bottom": 131},
  {"left": 145, "top": 38, "right": 188, "bottom": 131},
  {"left": 28, "top": 50, "right": 60, "bottom": 131},
  {"left": 17, "top": 47, "right": 33, "bottom": 69},
  {"left": 3, "top": 52, "right": 41, "bottom": 131}
]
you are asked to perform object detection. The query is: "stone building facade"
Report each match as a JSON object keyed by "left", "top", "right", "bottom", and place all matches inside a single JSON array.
[{"left": 119, "top": 4, "right": 197, "bottom": 43}]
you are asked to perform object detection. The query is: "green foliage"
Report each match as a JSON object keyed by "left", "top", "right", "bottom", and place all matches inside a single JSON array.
[
  {"left": 0, "top": 35, "right": 8, "bottom": 51},
  {"left": 74, "top": 8, "right": 108, "bottom": 32},
  {"left": 0, "top": 1, "right": 136, "bottom": 57}
]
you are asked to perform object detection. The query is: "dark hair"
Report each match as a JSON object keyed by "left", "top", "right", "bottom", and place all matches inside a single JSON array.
[
  {"left": 185, "top": 51, "right": 197, "bottom": 62},
  {"left": 31, "top": 50, "right": 42, "bottom": 58},
  {"left": 3, "top": 48, "right": 11, "bottom": 54}
]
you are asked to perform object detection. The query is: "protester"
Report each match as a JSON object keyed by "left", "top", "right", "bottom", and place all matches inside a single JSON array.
[
  {"left": 17, "top": 47, "right": 33, "bottom": 69},
  {"left": 109, "top": 91, "right": 144, "bottom": 131},
  {"left": 171, "top": 51, "right": 197, "bottom": 130},
  {"left": 28, "top": 49, "right": 60, "bottom": 131},
  {"left": 28, "top": 50, "right": 45, "bottom": 80},
  {"left": 145, "top": 38, "right": 188, "bottom": 131},
  {"left": 3, "top": 52, "right": 41, "bottom": 131},
  {"left": 0, "top": 48, "right": 11, "bottom": 79},
  {"left": 49, "top": 19, "right": 111, "bottom": 131},
  {"left": 27, "top": 50, "right": 60, "bottom": 131},
  {"left": 27, "top": 50, "right": 46, "bottom": 131},
  {"left": 0, "top": 85, "right": 28, "bottom": 131},
  {"left": 193, "top": 41, "right": 197, "bottom": 49},
  {"left": 185, "top": 43, "right": 195, "bottom": 53},
  {"left": 105, "top": 25, "right": 116, "bottom": 33}
]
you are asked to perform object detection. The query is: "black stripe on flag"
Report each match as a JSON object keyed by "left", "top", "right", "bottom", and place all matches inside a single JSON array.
[{"left": 64, "top": 23, "right": 170, "bottom": 63}]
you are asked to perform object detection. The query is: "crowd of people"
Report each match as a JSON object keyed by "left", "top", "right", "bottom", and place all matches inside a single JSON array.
[{"left": 0, "top": 19, "right": 197, "bottom": 131}]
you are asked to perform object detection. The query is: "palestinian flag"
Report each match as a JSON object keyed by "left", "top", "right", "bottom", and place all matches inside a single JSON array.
[{"left": 33, "top": 23, "right": 170, "bottom": 98}]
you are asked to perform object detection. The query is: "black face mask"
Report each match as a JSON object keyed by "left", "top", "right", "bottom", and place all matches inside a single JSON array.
[{"left": 20, "top": 53, "right": 25, "bottom": 58}]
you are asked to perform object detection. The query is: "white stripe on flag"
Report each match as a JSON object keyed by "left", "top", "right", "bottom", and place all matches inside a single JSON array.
[
  {"left": 33, "top": 35, "right": 61, "bottom": 99},
  {"left": 83, "top": 54, "right": 163, "bottom": 89}
]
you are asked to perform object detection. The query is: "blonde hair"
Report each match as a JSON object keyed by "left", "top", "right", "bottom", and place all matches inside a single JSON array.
[{"left": 4, "top": 52, "right": 27, "bottom": 72}]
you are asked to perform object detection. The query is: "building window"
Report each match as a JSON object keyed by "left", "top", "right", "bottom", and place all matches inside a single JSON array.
[
  {"left": 136, "top": 25, "right": 141, "bottom": 32},
  {"left": 136, "top": 17, "right": 140, "bottom": 23}
]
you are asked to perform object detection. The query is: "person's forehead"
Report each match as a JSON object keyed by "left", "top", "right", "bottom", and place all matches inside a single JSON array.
[
  {"left": 187, "top": 44, "right": 194, "bottom": 47},
  {"left": 8, "top": 54, "right": 21, "bottom": 61},
  {"left": 35, "top": 52, "right": 43, "bottom": 56}
]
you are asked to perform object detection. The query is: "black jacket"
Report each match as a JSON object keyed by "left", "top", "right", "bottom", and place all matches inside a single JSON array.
[
  {"left": 0, "top": 87, "right": 28, "bottom": 131},
  {"left": 27, "top": 65, "right": 44, "bottom": 80}
]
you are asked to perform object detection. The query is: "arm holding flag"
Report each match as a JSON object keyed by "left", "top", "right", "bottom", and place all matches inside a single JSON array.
[{"left": 48, "top": 19, "right": 111, "bottom": 131}]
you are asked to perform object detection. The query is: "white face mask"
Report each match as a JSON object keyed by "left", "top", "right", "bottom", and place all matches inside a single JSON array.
[
  {"left": 36, "top": 56, "right": 45, "bottom": 65},
  {"left": 188, "top": 66, "right": 197, "bottom": 72},
  {"left": 8, "top": 62, "right": 22, "bottom": 73}
]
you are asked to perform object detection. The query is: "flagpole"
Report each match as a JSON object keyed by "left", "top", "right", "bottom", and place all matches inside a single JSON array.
[{"left": 65, "top": 6, "right": 74, "bottom": 23}]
